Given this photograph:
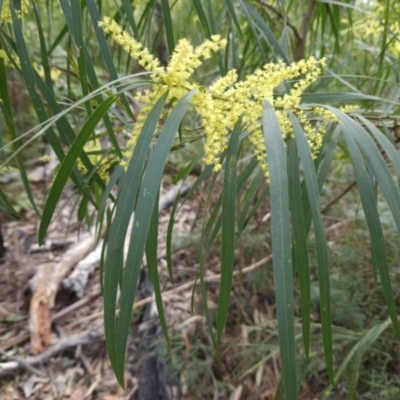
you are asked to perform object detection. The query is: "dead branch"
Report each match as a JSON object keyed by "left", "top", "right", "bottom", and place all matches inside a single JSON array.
[
  {"left": 0, "top": 289, "right": 102, "bottom": 352},
  {"left": 0, "top": 349, "right": 45, "bottom": 377},
  {"left": 29, "top": 235, "right": 98, "bottom": 354},
  {"left": 61, "top": 241, "right": 103, "bottom": 298},
  {"left": 62, "top": 180, "right": 193, "bottom": 299},
  {"left": 29, "top": 180, "right": 193, "bottom": 354},
  {"left": 143, "top": 254, "right": 273, "bottom": 306},
  {"left": 257, "top": 0, "right": 301, "bottom": 43},
  {"left": 52, "top": 288, "right": 102, "bottom": 321},
  {"left": 29, "top": 239, "right": 74, "bottom": 254},
  {"left": 0, "top": 253, "right": 273, "bottom": 377},
  {"left": 295, "top": 0, "right": 317, "bottom": 61},
  {"left": 64, "top": 254, "right": 274, "bottom": 330},
  {"left": 0, "top": 328, "right": 103, "bottom": 377}
]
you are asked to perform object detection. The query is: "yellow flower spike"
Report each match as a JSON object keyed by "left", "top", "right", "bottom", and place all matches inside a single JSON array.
[
  {"left": 99, "top": 18, "right": 161, "bottom": 73},
  {"left": 77, "top": 139, "right": 112, "bottom": 181},
  {"left": 100, "top": 17, "right": 329, "bottom": 177},
  {"left": 1, "top": 0, "right": 29, "bottom": 23}
]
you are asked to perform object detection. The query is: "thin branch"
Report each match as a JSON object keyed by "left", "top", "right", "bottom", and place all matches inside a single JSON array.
[
  {"left": 321, "top": 181, "right": 357, "bottom": 214},
  {"left": 0, "top": 349, "right": 46, "bottom": 377},
  {"left": 257, "top": 0, "right": 302, "bottom": 43},
  {"left": 64, "top": 254, "right": 274, "bottom": 330},
  {"left": 0, "top": 328, "right": 103, "bottom": 377},
  {"left": 295, "top": 0, "right": 318, "bottom": 61}
]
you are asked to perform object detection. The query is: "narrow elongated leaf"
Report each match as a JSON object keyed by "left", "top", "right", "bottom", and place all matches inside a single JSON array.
[
  {"left": 316, "top": 125, "right": 340, "bottom": 189},
  {"left": 238, "top": 168, "right": 264, "bottom": 232},
  {"left": 172, "top": 152, "right": 203, "bottom": 184},
  {"left": 166, "top": 155, "right": 206, "bottom": 283},
  {"left": 191, "top": 0, "right": 212, "bottom": 37},
  {"left": 146, "top": 190, "right": 169, "bottom": 345},
  {"left": 96, "top": 165, "right": 124, "bottom": 234},
  {"left": 32, "top": 3, "right": 54, "bottom": 93},
  {"left": 263, "top": 101, "right": 297, "bottom": 400},
  {"left": 346, "top": 320, "right": 390, "bottom": 398},
  {"left": 230, "top": 25, "right": 238, "bottom": 71},
  {"left": 301, "top": 92, "right": 388, "bottom": 104},
  {"left": 334, "top": 110, "right": 400, "bottom": 237},
  {"left": 375, "top": 0, "right": 390, "bottom": 94},
  {"left": 6, "top": 10, "right": 53, "bottom": 216},
  {"left": 242, "top": 184, "right": 269, "bottom": 231},
  {"left": 39, "top": 95, "right": 118, "bottom": 244},
  {"left": 160, "top": 0, "right": 175, "bottom": 56},
  {"left": 103, "top": 93, "right": 168, "bottom": 373},
  {"left": 237, "top": 155, "right": 259, "bottom": 189},
  {"left": 113, "top": 90, "right": 195, "bottom": 387},
  {"left": 8, "top": 6, "right": 87, "bottom": 199},
  {"left": 237, "top": 0, "right": 267, "bottom": 64},
  {"left": 357, "top": 115, "right": 400, "bottom": 179},
  {"left": 199, "top": 229, "right": 220, "bottom": 360},
  {"left": 121, "top": 0, "right": 140, "bottom": 39},
  {"left": 181, "top": 165, "right": 213, "bottom": 207},
  {"left": 299, "top": 126, "right": 336, "bottom": 238},
  {"left": 0, "top": 55, "right": 38, "bottom": 216},
  {"left": 322, "top": 319, "right": 392, "bottom": 399},
  {"left": 48, "top": 24, "right": 69, "bottom": 55},
  {"left": 86, "top": 0, "right": 135, "bottom": 122},
  {"left": 69, "top": 0, "right": 91, "bottom": 116},
  {"left": 166, "top": 190, "right": 179, "bottom": 284},
  {"left": 217, "top": 120, "right": 241, "bottom": 339},
  {"left": 61, "top": 0, "right": 123, "bottom": 159},
  {"left": 0, "top": 185, "right": 18, "bottom": 219},
  {"left": 245, "top": 2, "right": 290, "bottom": 64},
  {"left": 1, "top": 26, "right": 119, "bottom": 197},
  {"left": 203, "top": 174, "right": 222, "bottom": 241},
  {"left": 290, "top": 112, "right": 333, "bottom": 385},
  {"left": 223, "top": 0, "right": 243, "bottom": 37},
  {"left": 198, "top": 172, "right": 222, "bottom": 361},
  {"left": 288, "top": 139, "right": 310, "bottom": 359},
  {"left": 326, "top": 108, "right": 400, "bottom": 340},
  {"left": 204, "top": 0, "right": 225, "bottom": 75},
  {"left": 207, "top": 153, "right": 256, "bottom": 245}
]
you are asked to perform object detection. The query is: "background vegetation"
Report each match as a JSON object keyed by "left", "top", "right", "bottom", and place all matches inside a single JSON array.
[{"left": 1, "top": 0, "right": 400, "bottom": 398}]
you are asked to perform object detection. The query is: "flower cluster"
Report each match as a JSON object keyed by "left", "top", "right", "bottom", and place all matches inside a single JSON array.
[
  {"left": 343, "top": 3, "right": 400, "bottom": 58},
  {"left": 100, "top": 17, "right": 327, "bottom": 175},
  {"left": 77, "top": 138, "right": 114, "bottom": 181},
  {"left": 1, "top": 0, "right": 29, "bottom": 23}
]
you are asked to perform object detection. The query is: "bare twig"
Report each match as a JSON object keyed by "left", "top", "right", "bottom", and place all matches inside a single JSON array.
[
  {"left": 0, "top": 328, "right": 103, "bottom": 377},
  {"left": 52, "top": 289, "right": 102, "bottom": 321},
  {"left": 64, "top": 254, "right": 274, "bottom": 330},
  {"left": 62, "top": 180, "right": 194, "bottom": 298},
  {"left": 257, "top": 0, "right": 316, "bottom": 61},
  {"left": 257, "top": 0, "right": 302, "bottom": 43},
  {"left": 29, "top": 239, "right": 74, "bottom": 254},
  {"left": 0, "top": 348, "right": 45, "bottom": 377},
  {"left": 0, "top": 289, "right": 102, "bottom": 352},
  {"left": 321, "top": 181, "right": 357, "bottom": 213}
]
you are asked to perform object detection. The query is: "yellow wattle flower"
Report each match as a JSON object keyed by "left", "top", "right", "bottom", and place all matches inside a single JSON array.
[
  {"left": 1, "top": 0, "right": 29, "bottom": 23},
  {"left": 99, "top": 17, "right": 328, "bottom": 177}
]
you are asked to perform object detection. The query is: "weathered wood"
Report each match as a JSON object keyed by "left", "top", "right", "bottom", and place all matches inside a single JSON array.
[{"left": 29, "top": 235, "right": 97, "bottom": 354}]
